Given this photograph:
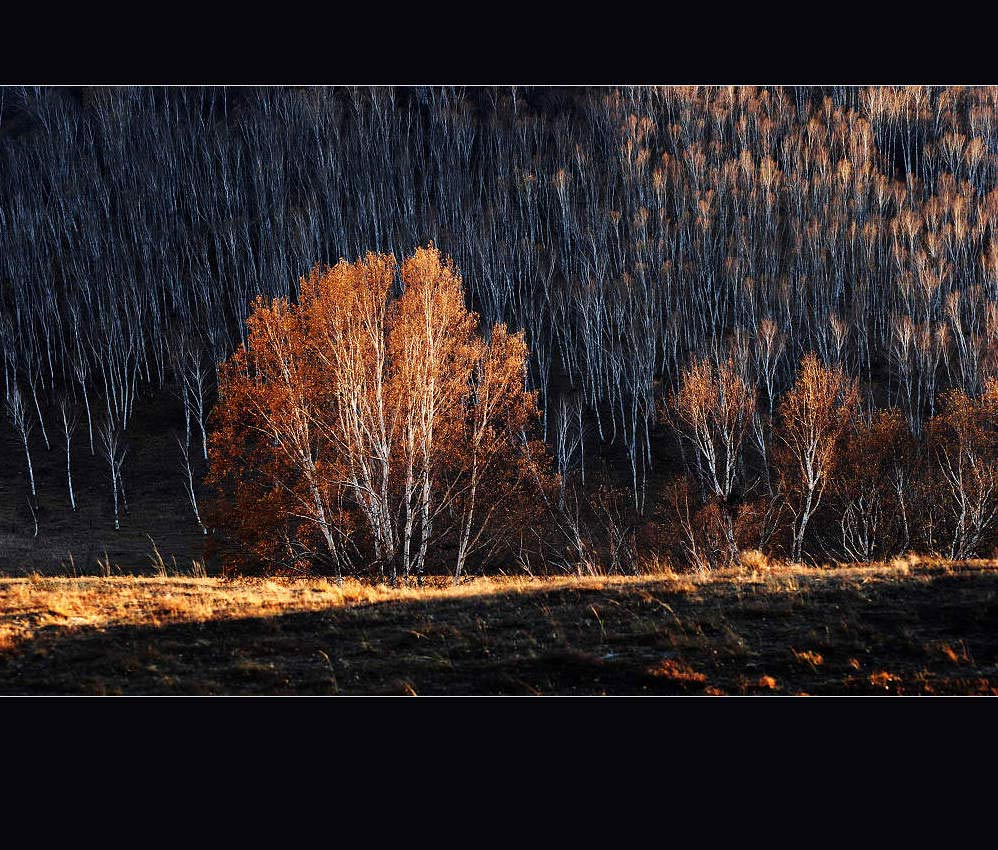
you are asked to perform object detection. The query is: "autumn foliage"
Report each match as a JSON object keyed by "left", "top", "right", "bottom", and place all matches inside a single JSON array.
[
  {"left": 772, "top": 354, "right": 861, "bottom": 562},
  {"left": 659, "top": 352, "right": 997, "bottom": 569},
  {"left": 208, "top": 247, "right": 550, "bottom": 579},
  {"left": 666, "top": 356, "right": 755, "bottom": 565},
  {"left": 926, "top": 380, "right": 998, "bottom": 559}
]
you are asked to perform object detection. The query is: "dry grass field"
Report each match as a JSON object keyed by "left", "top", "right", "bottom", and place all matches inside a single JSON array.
[{"left": 2, "top": 556, "right": 997, "bottom": 695}]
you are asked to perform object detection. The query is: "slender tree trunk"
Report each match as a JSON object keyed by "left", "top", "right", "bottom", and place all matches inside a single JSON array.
[
  {"left": 111, "top": 465, "right": 120, "bottom": 530},
  {"left": 31, "top": 385, "right": 50, "bottom": 450},
  {"left": 21, "top": 435, "right": 36, "bottom": 501},
  {"left": 65, "top": 436, "right": 75, "bottom": 511},
  {"left": 82, "top": 385, "right": 94, "bottom": 454}
]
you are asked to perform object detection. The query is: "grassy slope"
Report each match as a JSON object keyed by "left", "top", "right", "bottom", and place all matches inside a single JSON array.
[{"left": 2, "top": 560, "right": 997, "bottom": 695}]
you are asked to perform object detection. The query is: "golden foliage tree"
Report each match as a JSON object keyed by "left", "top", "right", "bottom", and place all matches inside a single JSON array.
[
  {"left": 773, "top": 353, "right": 860, "bottom": 562},
  {"left": 208, "top": 246, "right": 550, "bottom": 580},
  {"left": 667, "top": 355, "right": 756, "bottom": 565},
  {"left": 927, "top": 379, "right": 998, "bottom": 559}
]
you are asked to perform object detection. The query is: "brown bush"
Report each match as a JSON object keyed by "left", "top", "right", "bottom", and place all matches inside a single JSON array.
[
  {"left": 925, "top": 379, "right": 998, "bottom": 558},
  {"left": 828, "top": 408, "right": 917, "bottom": 562}
]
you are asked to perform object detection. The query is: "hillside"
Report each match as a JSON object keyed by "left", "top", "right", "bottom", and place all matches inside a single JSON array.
[
  {"left": 1, "top": 86, "right": 997, "bottom": 698},
  {"left": 3, "top": 87, "right": 997, "bottom": 575}
]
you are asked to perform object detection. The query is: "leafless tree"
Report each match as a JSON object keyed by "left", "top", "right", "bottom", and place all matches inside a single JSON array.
[
  {"left": 177, "top": 434, "right": 207, "bottom": 534},
  {"left": 97, "top": 418, "right": 127, "bottom": 530},
  {"left": 58, "top": 397, "right": 78, "bottom": 511},
  {"left": 6, "top": 387, "right": 36, "bottom": 503}
]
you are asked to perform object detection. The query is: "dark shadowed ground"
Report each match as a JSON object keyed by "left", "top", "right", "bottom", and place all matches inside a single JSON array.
[
  {"left": 2, "top": 563, "right": 996, "bottom": 695},
  {"left": 0, "top": 394, "right": 208, "bottom": 575}
]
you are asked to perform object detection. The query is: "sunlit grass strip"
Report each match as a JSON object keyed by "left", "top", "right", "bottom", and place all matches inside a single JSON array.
[{"left": 2, "top": 556, "right": 994, "bottom": 653}]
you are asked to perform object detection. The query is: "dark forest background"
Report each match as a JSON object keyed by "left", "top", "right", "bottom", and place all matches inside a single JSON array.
[{"left": 1, "top": 86, "right": 996, "bottom": 573}]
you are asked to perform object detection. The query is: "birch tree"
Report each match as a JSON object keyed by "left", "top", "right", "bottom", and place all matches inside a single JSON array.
[
  {"left": 59, "top": 396, "right": 78, "bottom": 511},
  {"left": 208, "top": 246, "right": 549, "bottom": 579},
  {"left": 774, "top": 353, "right": 860, "bottom": 562},
  {"left": 97, "top": 418, "right": 128, "bottom": 530},
  {"left": 667, "top": 356, "right": 757, "bottom": 565},
  {"left": 6, "top": 387, "right": 37, "bottom": 504}
]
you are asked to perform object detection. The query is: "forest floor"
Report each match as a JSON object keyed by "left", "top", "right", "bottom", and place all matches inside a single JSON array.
[
  {"left": 1, "top": 557, "right": 997, "bottom": 695},
  {"left": 0, "top": 394, "right": 209, "bottom": 576}
]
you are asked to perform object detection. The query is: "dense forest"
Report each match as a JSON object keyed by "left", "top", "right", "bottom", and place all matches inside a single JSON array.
[{"left": 1, "top": 86, "right": 996, "bottom": 574}]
